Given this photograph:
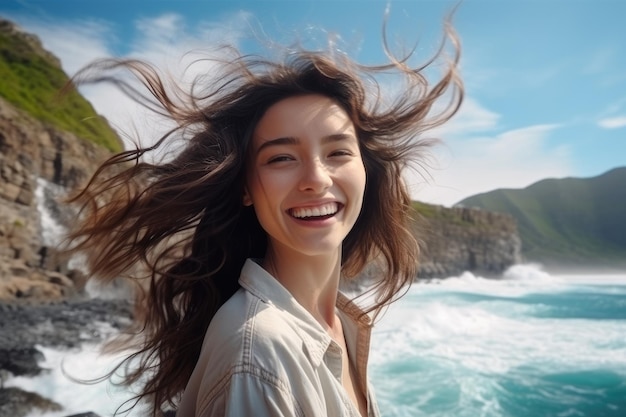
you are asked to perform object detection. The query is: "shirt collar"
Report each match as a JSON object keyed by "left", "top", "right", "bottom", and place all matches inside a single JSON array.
[{"left": 238, "top": 259, "right": 372, "bottom": 367}]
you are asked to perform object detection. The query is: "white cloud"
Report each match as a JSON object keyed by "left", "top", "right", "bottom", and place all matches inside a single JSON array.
[
  {"left": 10, "top": 17, "right": 114, "bottom": 76},
  {"left": 407, "top": 116, "right": 572, "bottom": 206},
  {"left": 127, "top": 12, "right": 251, "bottom": 71},
  {"left": 429, "top": 96, "right": 500, "bottom": 138},
  {"left": 597, "top": 115, "right": 626, "bottom": 129},
  {"left": 98, "top": 12, "right": 253, "bottom": 151}
]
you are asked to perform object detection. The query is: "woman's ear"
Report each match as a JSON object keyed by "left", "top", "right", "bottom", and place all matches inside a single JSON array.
[{"left": 243, "top": 187, "right": 253, "bottom": 206}]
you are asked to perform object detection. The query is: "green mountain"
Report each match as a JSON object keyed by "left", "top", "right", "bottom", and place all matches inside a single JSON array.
[
  {"left": 0, "top": 19, "right": 122, "bottom": 153},
  {"left": 457, "top": 167, "right": 626, "bottom": 270}
]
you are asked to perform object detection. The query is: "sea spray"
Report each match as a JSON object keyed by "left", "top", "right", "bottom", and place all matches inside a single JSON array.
[
  {"left": 370, "top": 264, "right": 626, "bottom": 417},
  {"left": 11, "top": 344, "right": 148, "bottom": 417}
]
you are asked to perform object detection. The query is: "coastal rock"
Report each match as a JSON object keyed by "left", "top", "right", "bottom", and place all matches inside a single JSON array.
[
  {"left": 1, "top": 19, "right": 122, "bottom": 303},
  {"left": 416, "top": 205, "right": 522, "bottom": 279},
  {"left": 0, "top": 95, "right": 112, "bottom": 302},
  {"left": 0, "top": 299, "right": 133, "bottom": 364},
  {"left": 0, "top": 298, "right": 132, "bottom": 417},
  {"left": 0, "top": 347, "right": 44, "bottom": 377},
  {"left": 347, "top": 205, "right": 522, "bottom": 288},
  {"left": 0, "top": 387, "right": 62, "bottom": 417}
]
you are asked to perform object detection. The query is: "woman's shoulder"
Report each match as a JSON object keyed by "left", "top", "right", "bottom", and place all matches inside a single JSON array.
[
  {"left": 203, "top": 288, "right": 310, "bottom": 363},
  {"left": 187, "top": 285, "right": 333, "bottom": 415}
]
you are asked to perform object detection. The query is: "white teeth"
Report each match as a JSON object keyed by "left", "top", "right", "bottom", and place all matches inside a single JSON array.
[{"left": 291, "top": 203, "right": 338, "bottom": 219}]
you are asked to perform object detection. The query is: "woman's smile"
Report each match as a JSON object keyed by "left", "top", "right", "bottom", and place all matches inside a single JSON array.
[{"left": 289, "top": 202, "right": 341, "bottom": 219}]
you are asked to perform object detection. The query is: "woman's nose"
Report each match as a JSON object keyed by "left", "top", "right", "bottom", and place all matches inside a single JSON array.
[{"left": 299, "top": 159, "right": 332, "bottom": 193}]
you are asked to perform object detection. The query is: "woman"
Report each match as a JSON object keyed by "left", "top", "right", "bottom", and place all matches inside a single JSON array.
[{"left": 66, "top": 19, "right": 462, "bottom": 417}]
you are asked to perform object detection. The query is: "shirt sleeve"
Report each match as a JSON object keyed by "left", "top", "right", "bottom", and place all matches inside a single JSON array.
[{"left": 197, "top": 369, "right": 305, "bottom": 417}]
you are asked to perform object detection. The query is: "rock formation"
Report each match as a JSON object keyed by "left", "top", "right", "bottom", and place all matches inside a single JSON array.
[
  {"left": 0, "top": 96, "right": 112, "bottom": 300},
  {"left": 417, "top": 205, "right": 522, "bottom": 279},
  {"left": 0, "top": 95, "right": 128, "bottom": 416},
  {"left": 349, "top": 204, "right": 522, "bottom": 291}
]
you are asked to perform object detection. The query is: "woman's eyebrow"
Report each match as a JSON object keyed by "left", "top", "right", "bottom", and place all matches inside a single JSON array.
[
  {"left": 256, "top": 133, "right": 356, "bottom": 154},
  {"left": 256, "top": 136, "right": 298, "bottom": 154}
]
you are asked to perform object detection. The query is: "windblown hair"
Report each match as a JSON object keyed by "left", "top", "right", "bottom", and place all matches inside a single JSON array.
[{"left": 66, "top": 19, "right": 462, "bottom": 416}]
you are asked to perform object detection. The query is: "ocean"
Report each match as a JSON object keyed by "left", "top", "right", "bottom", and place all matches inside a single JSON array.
[
  {"left": 7, "top": 264, "right": 626, "bottom": 417},
  {"left": 370, "top": 265, "right": 626, "bottom": 417}
]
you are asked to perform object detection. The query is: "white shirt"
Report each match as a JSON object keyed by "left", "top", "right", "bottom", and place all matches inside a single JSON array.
[{"left": 177, "top": 259, "right": 381, "bottom": 417}]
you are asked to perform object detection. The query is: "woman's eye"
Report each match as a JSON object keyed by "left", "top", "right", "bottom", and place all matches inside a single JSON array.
[
  {"left": 267, "top": 155, "right": 294, "bottom": 164},
  {"left": 330, "top": 150, "right": 353, "bottom": 157}
]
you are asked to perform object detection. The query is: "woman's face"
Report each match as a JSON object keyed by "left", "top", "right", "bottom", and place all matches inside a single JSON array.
[{"left": 244, "top": 94, "right": 366, "bottom": 259}]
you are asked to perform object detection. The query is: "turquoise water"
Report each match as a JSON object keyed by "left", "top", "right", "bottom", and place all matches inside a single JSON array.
[
  {"left": 8, "top": 264, "right": 626, "bottom": 417},
  {"left": 369, "top": 265, "right": 626, "bottom": 417}
]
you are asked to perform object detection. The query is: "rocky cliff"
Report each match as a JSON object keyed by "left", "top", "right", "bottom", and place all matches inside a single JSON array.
[
  {"left": 0, "top": 96, "right": 113, "bottom": 299},
  {"left": 0, "top": 18, "right": 121, "bottom": 301},
  {"left": 0, "top": 93, "right": 127, "bottom": 417},
  {"left": 415, "top": 202, "right": 522, "bottom": 278}
]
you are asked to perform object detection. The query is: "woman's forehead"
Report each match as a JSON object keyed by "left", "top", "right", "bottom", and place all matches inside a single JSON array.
[{"left": 252, "top": 94, "right": 355, "bottom": 145}]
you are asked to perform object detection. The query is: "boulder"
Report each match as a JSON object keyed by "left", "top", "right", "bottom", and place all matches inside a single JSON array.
[{"left": 0, "top": 387, "right": 62, "bottom": 417}]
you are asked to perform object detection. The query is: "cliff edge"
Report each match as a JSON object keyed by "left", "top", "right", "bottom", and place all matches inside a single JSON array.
[
  {"left": 415, "top": 202, "right": 521, "bottom": 278},
  {"left": 0, "top": 95, "right": 113, "bottom": 299},
  {"left": 0, "top": 18, "right": 119, "bottom": 300}
]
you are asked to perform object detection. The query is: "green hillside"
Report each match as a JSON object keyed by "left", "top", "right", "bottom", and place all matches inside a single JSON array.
[
  {"left": 457, "top": 167, "right": 626, "bottom": 269},
  {"left": 0, "top": 19, "right": 122, "bottom": 153}
]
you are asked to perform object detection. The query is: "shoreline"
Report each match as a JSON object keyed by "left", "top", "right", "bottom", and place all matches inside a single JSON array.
[{"left": 0, "top": 298, "right": 132, "bottom": 417}]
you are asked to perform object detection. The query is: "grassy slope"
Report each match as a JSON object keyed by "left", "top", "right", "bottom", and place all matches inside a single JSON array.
[
  {"left": 458, "top": 167, "right": 626, "bottom": 265},
  {"left": 412, "top": 201, "right": 474, "bottom": 225},
  {"left": 0, "top": 28, "right": 122, "bottom": 153}
]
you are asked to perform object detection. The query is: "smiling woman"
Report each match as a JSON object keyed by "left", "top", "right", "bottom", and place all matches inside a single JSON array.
[{"left": 64, "top": 16, "right": 463, "bottom": 417}]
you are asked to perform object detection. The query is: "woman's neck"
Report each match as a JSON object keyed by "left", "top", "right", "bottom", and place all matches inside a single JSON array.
[{"left": 262, "top": 245, "right": 342, "bottom": 329}]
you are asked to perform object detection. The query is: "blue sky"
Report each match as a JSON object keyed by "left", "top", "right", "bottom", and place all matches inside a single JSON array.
[{"left": 2, "top": 0, "right": 625, "bottom": 206}]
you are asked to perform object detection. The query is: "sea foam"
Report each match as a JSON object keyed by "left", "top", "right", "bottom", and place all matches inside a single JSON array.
[{"left": 370, "top": 267, "right": 626, "bottom": 417}]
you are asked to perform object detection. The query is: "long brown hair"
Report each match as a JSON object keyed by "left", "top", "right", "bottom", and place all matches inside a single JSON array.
[{"left": 66, "top": 19, "right": 462, "bottom": 416}]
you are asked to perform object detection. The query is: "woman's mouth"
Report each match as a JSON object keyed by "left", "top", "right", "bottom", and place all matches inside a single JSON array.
[{"left": 289, "top": 202, "right": 340, "bottom": 220}]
